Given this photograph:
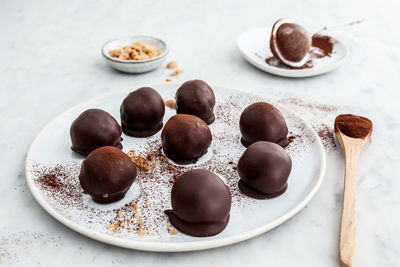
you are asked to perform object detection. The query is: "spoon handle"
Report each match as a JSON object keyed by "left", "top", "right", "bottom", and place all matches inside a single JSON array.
[
  {"left": 315, "top": 19, "right": 364, "bottom": 35},
  {"left": 339, "top": 148, "right": 360, "bottom": 267}
]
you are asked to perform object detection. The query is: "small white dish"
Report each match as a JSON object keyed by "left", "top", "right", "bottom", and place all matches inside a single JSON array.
[
  {"left": 25, "top": 83, "right": 326, "bottom": 252},
  {"left": 237, "top": 27, "right": 349, "bottom": 78},
  {"left": 102, "top": 36, "right": 168, "bottom": 73}
]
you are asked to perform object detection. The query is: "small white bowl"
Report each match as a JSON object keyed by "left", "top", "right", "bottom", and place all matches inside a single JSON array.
[{"left": 102, "top": 36, "right": 168, "bottom": 73}]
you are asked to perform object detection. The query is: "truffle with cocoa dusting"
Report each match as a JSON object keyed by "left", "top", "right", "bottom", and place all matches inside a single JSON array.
[
  {"left": 270, "top": 18, "right": 311, "bottom": 68},
  {"left": 240, "top": 102, "right": 289, "bottom": 147},
  {"left": 161, "top": 114, "right": 212, "bottom": 164},
  {"left": 121, "top": 87, "right": 165, "bottom": 137},
  {"left": 176, "top": 80, "right": 216, "bottom": 124},
  {"left": 165, "top": 169, "right": 231, "bottom": 237},
  {"left": 79, "top": 146, "right": 137, "bottom": 203},
  {"left": 238, "top": 141, "right": 292, "bottom": 199},
  {"left": 70, "top": 109, "right": 122, "bottom": 156}
]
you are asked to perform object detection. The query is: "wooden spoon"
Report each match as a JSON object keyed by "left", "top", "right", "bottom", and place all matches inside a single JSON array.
[{"left": 334, "top": 114, "right": 373, "bottom": 267}]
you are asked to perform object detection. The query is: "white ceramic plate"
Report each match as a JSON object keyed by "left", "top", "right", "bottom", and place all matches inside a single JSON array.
[
  {"left": 26, "top": 83, "right": 326, "bottom": 252},
  {"left": 237, "top": 27, "right": 348, "bottom": 78}
]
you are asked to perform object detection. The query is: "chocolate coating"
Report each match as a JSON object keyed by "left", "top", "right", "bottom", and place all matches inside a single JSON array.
[
  {"left": 238, "top": 141, "right": 292, "bottom": 199},
  {"left": 120, "top": 87, "right": 165, "bottom": 137},
  {"left": 165, "top": 169, "right": 231, "bottom": 237},
  {"left": 270, "top": 19, "right": 311, "bottom": 66},
  {"left": 176, "top": 80, "right": 216, "bottom": 124},
  {"left": 161, "top": 114, "right": 212, "bottom": 164},
  {"left": 79, "top": 146, "right": 137, "bottom": 204},
  {"left": 70, "top": 109, "right": 122, "bottom": 156},
  {"left": 240, "top": 102, "right": 289, "bottom": 147}
]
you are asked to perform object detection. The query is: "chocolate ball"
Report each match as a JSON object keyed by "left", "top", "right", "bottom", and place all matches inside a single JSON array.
[
  {"left": 176, "top": 80, "right": 216, "bottom": 124},
  {"left": 161, "top": 114, "right": 212, "bottom": 164},
  {"left": 165, "top": 169, "right": 231, "bottom": 237},
  {"left": 120, "top": 87, "right": 165, "bottom": 137},
  {"left": 79, "top": 146, "right": 137, "bottom": 204},
  {"left": 70, "top": 109, "right": 122, "bottom": 156},
  {"left": 238, "top": 141, "right": 292, "bottom": 199},
  {"left": 240, "top": 102, "right": 289, "bottom": 147},
  {"left": 270, "top": 19, "right": 311, "bottom": 68}
]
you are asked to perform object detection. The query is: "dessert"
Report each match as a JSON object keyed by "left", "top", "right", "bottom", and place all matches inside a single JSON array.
[
  {"left": 175, "top": 80, "right": 216, "bottom": 124},
  {"left": 120, "top": 87, "right": 165, "bottom": 137},
  {"left": 270, "top": 18, "right": 312, "bottom": 68},
  {"left": 161, "top": 114, "right": 212, "bottom": 164},
  {"left": 70, "top": 109, "right": 122, "bottom": 156},
  {"left": 109, "top": 41, "right": 161, "bottom": 61},
  {"left": 239, "top": 102, "right": 289, "bottom": 147},
  {"left": 79, "top": 146, "right": 137, "bottom": 204},
  {"left": 237, "top": 141, "right": 292, "bottom": 199},
  {"left": 165, "top": 169, "right": 231, "bottom": 237}
]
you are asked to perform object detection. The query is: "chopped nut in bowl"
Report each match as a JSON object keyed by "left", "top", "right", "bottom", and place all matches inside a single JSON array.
[{"left": 102, "top": 36, "right": 168, "bottom": 73}]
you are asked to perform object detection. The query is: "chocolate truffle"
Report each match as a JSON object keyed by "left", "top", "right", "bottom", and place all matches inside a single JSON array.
[
  {"left": 176, "top": 80, "right": 216, "bottom": 124},
  {"left": 120, "top": 87, "right": 165, "bottom": 137},
  {"left": 79, "top": 146, "right": 137, "bottom": 204},
  {"left": 238, "top": 141, "right": 292, "bottom": 199},
  {"left": 239, "top": 102, "right": 289, "bottom": 147},
  {"left": 161, "top": 114, "right": 212, "bottom": 164},
  {"left": 70, "top": 109, "right": 122, "bottom": 156},
  {"left": 165, "top": 169, "right": 231, "bottom": 237},
  {"left": 270, "top": 18, "right": 311, "bottom": 68}
]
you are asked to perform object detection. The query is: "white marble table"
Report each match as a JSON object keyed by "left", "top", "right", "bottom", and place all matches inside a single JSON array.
[{"left": 1, "top": 0, "right": 399, "bottom": 266}]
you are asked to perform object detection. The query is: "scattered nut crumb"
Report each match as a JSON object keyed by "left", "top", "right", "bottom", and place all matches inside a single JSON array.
[
  {"left": 167, "top": 60, "right": 179, "bottom": 69},
  {"left": 109, "top": 41, "right": 161, "bottom": 61},
  {"left": 167, "top": 165, "right": 175, "bottom": 170},
  {"left": 112, "top": 228, "right": 120, "bottom": 233},
  {"left": 169, "top": 228, "right": 177, "bottom": 235},
  {"left": 127, "top": 150, "right": 135, "bottom": 157},
  {"left": 118, "top": 210, "right": 123, "bottom": 215},
  {"left": 149, "top": 232, "right": 156, "bottom": 236},
  {"left": 160, "top": 155, "right": 167, "bottom": 161},
  {"left": 106, "top": 224, "right": 115, "bottom": 229},
  {"left": 164, "top": 99, "right": 176, "bottom": 109},
  {"left": 130, "top": 155, "right": 151, "bottom": 171},
  {"left": 102, "top": 193, "right": 109, "bottom": 198},
  {"left": 134, "top": 213, "right": 140, "bottom": 218},
  {"left": 170, "top": 69, "right": 184, "bottom": 76},
  {"left": 138, "top": 229, "right": 147, "bottom": 237},
  {"left": 146, "top": 203, "right": 150, "bottom": 207},
  {"left": 167, "top": 223, "right": 172, "bottom": 228},
  {"left": 153, "top": 162, "right": 159, "bottom": 167},
  {"left": 165, "top": 78, "right": 172, "bottom": 82},
  {"left": 147, "top": 151, "right": 157, "bottom": 161},
  {"left": 138, "top": 219, "right": 144, "bottom": 227},
  {"left": 131, "top": 204, "right": 138, "bottom": 210}
]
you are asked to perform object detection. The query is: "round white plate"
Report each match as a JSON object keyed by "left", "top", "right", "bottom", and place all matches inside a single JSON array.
[
  {"left": 26, "top": 83, "right": 326, "bottom": 252},
  {"left": 237, "top": 27, "right": 349, "bottom": 78}
]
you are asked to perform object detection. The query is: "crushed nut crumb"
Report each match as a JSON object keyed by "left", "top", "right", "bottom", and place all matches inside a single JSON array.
[
  {"left": 167, "top": 60, "right": 178, "bottom": 69},
  {"left": 160, "top": 155, "right": 167, "bottom": 161},
  {"left": 102, "top": 193, "right": 109, "bottom": 198},
  {"left": 146, "top": 151, "right": 157, "bottom": 161},
  {"left": 163, "top": 99, "right": 176, "bottom": 109},
  {"left": 170, "top": 69, "right": 184, "bottom": 76},
  {"left": 153, "top": 162, "right": 159, "bottom": 167},
  {"left": 169, "top": 228, "right": 177, "bottom": 235},
  {"left": 130, "top": 155, "right": 151, "bottom": 171},
  {"left": 165, "top": 78, "right": 172, "bottom": 82},
  {"left": 138, "top": 229, "right": 147, "bottom": 237},
  {"left": 167, "top": 165, "right": 175, "bottom": 170},
  {"left": 134, "top": 213, "right": 140, "bottom": 218}
]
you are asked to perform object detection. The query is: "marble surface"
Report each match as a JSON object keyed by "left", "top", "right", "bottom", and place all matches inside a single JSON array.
[{"left": 1, "top": 0, "right": 399, "bottom": 266}]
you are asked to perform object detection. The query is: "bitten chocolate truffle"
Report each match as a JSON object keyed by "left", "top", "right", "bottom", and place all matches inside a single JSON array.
[
  {"left": 175, "top": 80, "right": 216, "bottom": 124},
  {"left": 120, "top": 87, "right": 165, "bottom": 137},
  {"left": 165, "top": 169, "right": 231, "bottom": 237},
  {"left": 239, "top": 102, "right": 289, "bottom": 147},
  {"left": 238, "top": 141, "right": 292, "bottom": 199},
  {"left": 270, "top": 18, "right": 311, "bottom": 68},
  {"left": 161, "top": 114, "right": 212, "bottom": 164},
  {"left": 70, "top": 109, "right": 122, "bottom": 156},
  {"left": 79, "top": 146, "right": 137, "bottom": 204}
]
